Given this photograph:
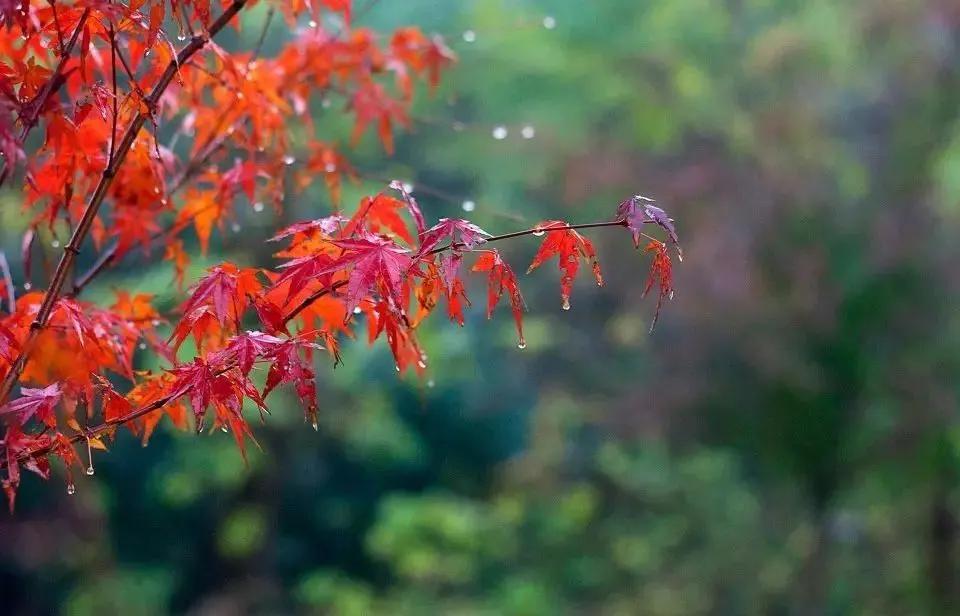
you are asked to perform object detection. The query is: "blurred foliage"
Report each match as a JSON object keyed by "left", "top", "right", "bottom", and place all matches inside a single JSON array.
[{"left": 3, "top": 0, "right": 960, "bottom": 614}]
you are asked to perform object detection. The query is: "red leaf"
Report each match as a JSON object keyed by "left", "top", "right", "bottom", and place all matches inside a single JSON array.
[
  {"left": 617, "top": 195, "right": 681, "bottom": 258},
  {"left": 1, "top": 383, "right": 61, "bottom": 427},
  {"left": 643, "top": 240, "right": 674, "bottom": 332},
  {"left": 526, "top": 221, "right": 603, "bottom": 309},
  {"left": 473, "top": 250, "right": 525, "bottom": 347}
]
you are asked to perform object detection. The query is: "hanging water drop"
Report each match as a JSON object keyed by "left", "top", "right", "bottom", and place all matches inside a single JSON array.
[
  {"left": 66, "top": 483, "right": 76, "bottom": 495},
  {"left": 532, "top": 226, "right": 545, "bottom": 237},
  {"left": 151, "top": 319, "right": 161, "bottom": 327},
  {"left": 51, "top": 239, "right": 60, "bottom": 248},
  {"left": 492, "top": 126, "right": 508, "bottom": 140},
  {"left": 138, "top": 342, "right": 147, "bottom": 350},
  {"left": 308, "top": 19, "right": 318, "bottom": 28},
  {"left": 462, "top": 30, "right": 476, "bottom": 43},
  {"left": 177, "top": 32, "right": 187, "bottom": 42},
  {"left": 521, "top": 125, "right": 536, "bottom": 139},
  {"left": 221, "top": 426, "right": 229, "bottom": 433},
  {"left": 86, "top": 465, "right": 95, "bottom": 476},
  {"left": 462, "top": 200, "right": 476, "bottom": 212},
  {"left": 231, "top": 222, "right": 242, "bottom": 233},
  {"left": 402, "top": 182, "right": 414, "bottom": 193},
  {"left": 561, "top": 297, "right": 571, "bottom": 311},
  {"left": 395, "top": 364, "right": 401, "bottom": 372},
  {"left": 543, "top": 16, "right": 557, "bottom": 29},
  {"left": 23, "top": 282, "right": 31, "bottom": 290},
  {"left": 353, "top": 306, "right": 362, "bottom": 314},
  {"left": 253, "top": 202, "right": 265, "bottom": 212},
  {"left": 311, "top": 420, "right": 319, "bottom": 431},
  {"left": 417, "top": 359, "right": 427, "bottom": 369},
  {"left": 283, "top": 155, "right": 296, "bottom": 165}
]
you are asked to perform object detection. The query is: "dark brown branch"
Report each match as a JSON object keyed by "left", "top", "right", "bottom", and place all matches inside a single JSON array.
[{"left": 0, "top": 0, "right": 251, "bottom": 406}]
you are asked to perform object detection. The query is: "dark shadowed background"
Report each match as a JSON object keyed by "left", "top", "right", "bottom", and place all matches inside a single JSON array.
[{"left": 2, "top": 0, "right": 960, "bottom": 613}]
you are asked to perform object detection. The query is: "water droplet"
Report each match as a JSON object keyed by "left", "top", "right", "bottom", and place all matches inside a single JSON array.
[
  {"left": 138, "top": 342, "right": 147, "bottom": 350},
  {"left": 462, "top": 200, "right": 476, "bottom": 212},
  {"left": 151, "top": 319, "right": 161, "bottom": 327},
  {"left": 402, "top": 182, "right": 414, "bottom": 193},
  {"left": 324, "top": 162, "right": 337, "bottom": 173},
  {"left": 462, "top": 30, "right": 476, "bottom": 43},
  {"left": 283, "top": 155, "right": 296, "bottom": 165},
  {"left": 311, "top": 420, "right": 319, "bottom": 431},
  {"left": 221, "top": 426, "right": 229, "bottom": 433},
  {"left": 669, "top": 290, "right": 675, "bottom": 300},
  {"left": 543, "top": 16, "right": 556, "bottom": 29},
  {"left": 177, "top": 33, "right": 187, "bottom": 42},
  {"left": 23, "top": 282, "right": 31, "bottom": 291},
  {"left": 417, "top": 359, "right": 427, "bottom": 369},
  {"left": 492, "top": 126, "right": 508, "bottom": 140},
  {"left": 321, "top": 98, "right": 332, "bottom": 109},
  {"left": 253, "top": 202, "right": 265, "bottom": 212},
  {"left": 395, "top": 364, "right": 401, "bottom": 372},
  {"left": 427, "top": 379, "right": 435, "bottom": 388},
  {"left": 85, "top": 465, "right": 95, "bottom": 476},
  {"left": 51, "top": 239, "right": 60, "bottom": 248},
  {"left": 231, "top": 222, "right": 241, "bottom": 233},
  {"left": 521, "top": 125, "right": 536, "bottom": 139},
  {"left": 517, "top": 338, "right": 527, "bottom": 349},
  {"left": 144, "top": 49, "right": 151, "bottom": 57},
  {"left": 308, "top": 19, "right": 318, "bottom": 28},
  {"left": 66, "top": 483, "right": 76, "bottom": 495},
  {"left": 532, "top": 226, "right": 545, "bottom": 237},
  {"left": 353, "top": 306, "right": 362, "bottom": 314},
  {"left": 561, "top": 297, "right": 571, "bottom": 311}
]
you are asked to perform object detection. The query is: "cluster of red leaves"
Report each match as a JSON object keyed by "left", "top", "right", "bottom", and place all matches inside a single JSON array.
[{"left": 0, "top": 0, "right": 680, "bottom": 510}]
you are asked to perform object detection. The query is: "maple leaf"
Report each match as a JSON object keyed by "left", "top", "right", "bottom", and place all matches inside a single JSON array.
[
  {"left": 270, "top": 215, "right": 346, "bottom": 243},
  {"left": 350, "top": 79, "right": 409, "bottom": 154},
  {"left": 1, "top": 383, "right": 61, "bottom": 427},
  {"left": 343, "top": 193, "right": 417, "bottom": 244},
  {"left": 417, "top": 217, "right": 490, "bottom": 255},
  {"left": 262, "top": 338, "right": 319, "bottom": 426},
  {"left": 616, "top": 195, "right": 681, "bottom": 259},
  {"left": 526, "top": 221, "right": 603, "bottom": 309},
  {"left": 171, "top": 264, "right": 263, "bottom": 350},
  {"left": 316, "top": 233, "right": 413, "bottom": 314},
  {"left": 387, "top": 180, "right": 426, "bottom": 237},
  {"left": 643, "top": 240, "right": 674, "bottom": 332},
  {"left": 472, "top": 250, "right": 526, "bottom": 347}
]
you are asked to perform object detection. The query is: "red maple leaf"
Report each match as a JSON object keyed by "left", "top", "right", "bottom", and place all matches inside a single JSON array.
[
  {"left": 317, "top": 233, "right": 413, "bottom": 314},
  {"left": 1, "top": 383, "right": 61, "bottom": 427},
  {"left": 473, "top": 250, "right": 526, "bottom": 347},
  {"left": 643, "top": 240, "right": 674, "bottom": 332},
  {"left": 526, "top": 221, "right": 603, "bottom": 309},
  {"left": 617, "top": 195, "right": 681, "bottom": 258}
]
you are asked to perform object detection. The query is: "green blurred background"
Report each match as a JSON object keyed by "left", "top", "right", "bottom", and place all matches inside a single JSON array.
[{"left": 4, "top": 0, "right": 960, "bottom": 613}]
